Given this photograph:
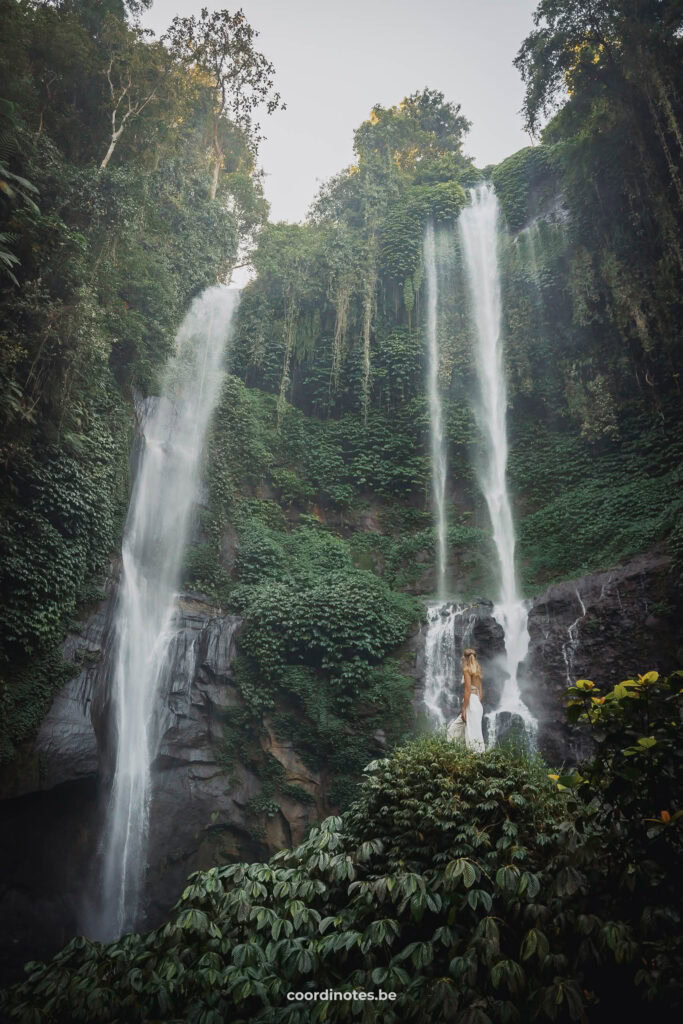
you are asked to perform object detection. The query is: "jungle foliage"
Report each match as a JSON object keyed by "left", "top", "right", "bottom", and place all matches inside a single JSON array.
[
  {"left": 223, "top": 0, "right": 682, "bottom": 612},
  {"left": 0, "top": 0, "right": 275, "bottom": 760},
  {"left": 3, "top": 671, "right": 680, "bottom": 1023},
  {"left": 177, "top": 0, "right": 683, "bottom": 824}
]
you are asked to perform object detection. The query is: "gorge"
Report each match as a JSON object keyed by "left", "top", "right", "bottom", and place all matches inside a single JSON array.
[{"left": 0, "top": 1, "right": 681, "bottom": 1020}]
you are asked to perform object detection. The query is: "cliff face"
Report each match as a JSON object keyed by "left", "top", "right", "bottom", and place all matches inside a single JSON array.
[
  {"left": 522, "top": 550, "right": 680, "bottom": 763},
  {"left": 0, "top": 586, "right": 329, "bottom": 982}
]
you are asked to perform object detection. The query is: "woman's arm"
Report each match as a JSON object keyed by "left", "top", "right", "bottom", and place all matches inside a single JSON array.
[{"left": 462, "top": 670, "right": 472, "bottom": 723}]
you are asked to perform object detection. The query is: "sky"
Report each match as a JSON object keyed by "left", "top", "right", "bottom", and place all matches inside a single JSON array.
[{"left": 144, "top": 0, "right": 539, "bottom": 224}]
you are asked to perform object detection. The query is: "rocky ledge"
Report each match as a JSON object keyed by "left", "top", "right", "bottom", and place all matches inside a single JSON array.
[{"left": 415, "top": 551, "right": 679, "bottom": 762}]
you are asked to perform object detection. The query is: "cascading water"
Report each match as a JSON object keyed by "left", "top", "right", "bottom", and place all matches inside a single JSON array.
[
  {"left": 424, "top": 222, "right": 448, "bottom": 600},
  {"left": 423, "top": 603, "right": 478, "bottom": 726},
  {"left": 459, "top": 185, "right": 536, "bottom": 746},
  {"left": 423, "top": 604, "right": 458, "bottom": 724},
  {"left": 517, "top": 220, "right": 542, "bottom": 290},
  {"left": 562, "top": 589, "right": 587, "bottom": 686},
  {"left": 422, "top": 223, "right": 457, "bottom": 724},
  {"left": 92, "top": 285, "right": 240, "bottom": 939}
]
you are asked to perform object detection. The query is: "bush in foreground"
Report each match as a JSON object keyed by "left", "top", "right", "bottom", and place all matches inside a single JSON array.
[{"left": 2, "top": 674, "right": 681, "bottom": 1022}]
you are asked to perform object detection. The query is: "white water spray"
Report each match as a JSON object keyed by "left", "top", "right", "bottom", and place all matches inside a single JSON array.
[
  {"left": 459, "top": 186, "right": 536, "bottom": 745},
  {"left": 424, "top": 222, "right": 448, "bottom": 599},
  {"left": 93, "top": 285, "right": 240, "bottom": 939}
]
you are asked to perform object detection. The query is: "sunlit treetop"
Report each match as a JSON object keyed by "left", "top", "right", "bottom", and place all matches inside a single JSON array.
[
  {"left": 515, "top": 0, "right": 683, "bottom": 136},
  {"left": 354, "top": 88, "right": 472, "bottom": 175}
]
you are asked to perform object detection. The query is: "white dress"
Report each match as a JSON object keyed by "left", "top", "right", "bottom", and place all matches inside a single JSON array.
[
  {"left": 447, "top": 714, "right": 466, "bottom": 744},
  {"left": 465, "top": 693, "right": 485, "bottom": 752}
]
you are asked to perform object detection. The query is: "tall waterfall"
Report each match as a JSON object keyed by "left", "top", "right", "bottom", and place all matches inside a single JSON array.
[
  {"left": 424, "top": 222, "right": 448, "bottom": 599},
  {"left": 459, "top": 186, "right": 536, "bottom": 743},
  {"left": 93, "top": 285, "right": 240, "bottom": 939}
]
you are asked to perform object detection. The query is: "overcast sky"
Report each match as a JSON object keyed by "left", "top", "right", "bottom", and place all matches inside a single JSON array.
[{"left": 145, "top": 0, "right": 539, "bottom": 224}]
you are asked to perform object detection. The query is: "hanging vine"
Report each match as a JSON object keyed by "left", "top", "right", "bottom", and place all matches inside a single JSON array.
[
  {"left": 651, "top": 67, "right": 683, "bottom": 158},
  {"left": 329, "top": 276, "right": 352, "bottom": 399},
  {"left": 277, "top": 294, "right": 298, "bottom": 428},
  {"left": 361, "top": 238, "right": 378, "bottom": 426},
  {"left": 648, "top": 99, "right": 683, "bottom": 211}
]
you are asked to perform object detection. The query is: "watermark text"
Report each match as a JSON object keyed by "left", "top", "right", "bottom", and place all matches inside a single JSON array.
[{"left": 287, "top": 989, "right": 396, "bottom": 1002}]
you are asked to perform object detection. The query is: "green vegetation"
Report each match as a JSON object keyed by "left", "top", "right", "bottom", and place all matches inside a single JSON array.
[
  {"left": 0, "top": 0, "right": 680, "bottom": 1013},
  {"left": 170, "top": 0, "right": 682, "bottom": 878},
  {"left": 4, "top": 669, "right": 680, "bottom": 1022},
  {"left": 218, "top": 0, "right": 682, "bottom": 620},
  {"left": 3, "top": 1, "right": 680, "bottom": 766},
  {"left": 0, "top": 0, "right": 275, "bottom": 760},
  {"left": 491, "top": 146, "right": 554, "bottom": 232}
]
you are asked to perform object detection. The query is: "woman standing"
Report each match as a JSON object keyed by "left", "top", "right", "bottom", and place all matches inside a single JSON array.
[{"left": 462, "top": 648, "right": 485, "bottom": 752}]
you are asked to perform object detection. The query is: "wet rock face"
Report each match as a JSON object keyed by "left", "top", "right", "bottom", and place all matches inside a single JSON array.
[
  {"left": 0, "top": 574, "right": 117, "bottom": 804},
  {"left": 412, "top": 552, "right": 680, "bottom": 761},
  {"left": 0, "top": 777, "right": 99, "bottom": 984},
  {"left": 0, "top": 591, "right": 327, "bottom": 979},
  {"left": 521, "top": 552, "right": 680, "bottom": 763},
  {"left": 140, "top": 600, "right": 327, "bottom": 933}
]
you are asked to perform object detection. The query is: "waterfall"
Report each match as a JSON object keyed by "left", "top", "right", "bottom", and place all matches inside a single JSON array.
[
  {"left": 422, "top": 224, "right": 456, "bottom": 726},
  {"left": 92, "top": 285, "right": 240, "bottom": 939},
  {"left": 459, "top": 186, "right": 536, "bottom": 745},
  {"left": 424, "top": 222, "right": 448, "bottom": 599},
  {"left": 423, "top": 603, "right": 477, "bottom": 726},
  {"left": 517, "top": 220, "right": 542, "bottom": 291},
  {"left": 562, "top": 589, "right": 587, "bottom": 686},
  {"left": 423, "top": 604, "right": 458, "bottom": 724}
]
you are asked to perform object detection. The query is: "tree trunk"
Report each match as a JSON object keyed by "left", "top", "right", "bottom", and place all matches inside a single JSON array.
[
  {"left": 210, "top": 114, "right": 222, "bottom": 200},
  {"left": 209, "top": 156, "right": 221, "bottom": 201},
  {"left": 361, "top": 247, "right": 377, "bottom": 427},
  {"left": 277, "top": 297, "right": 297, "bottom": 429},
  {"left": 100, "top": 138, "right": 117, "bottom": 170},
  {"left": 100, "top": 125, "right": 124, "bottom": 171},
  {"left": 646, "top": 92, "right": 683, "bottom": 211}
]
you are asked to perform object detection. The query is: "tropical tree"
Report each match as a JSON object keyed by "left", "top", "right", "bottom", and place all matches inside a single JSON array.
[
  {"left": 0, "top": 99, "right": 38, "bottom": 285},
  {"left": 515, "top": 0, "right": 683, "bottom": 196},
  {"left": 98, "top": 16, "right": 171, "bottom": 170},
  {"left": 166, "top": 7, "right": 283, "bottom": 200}
]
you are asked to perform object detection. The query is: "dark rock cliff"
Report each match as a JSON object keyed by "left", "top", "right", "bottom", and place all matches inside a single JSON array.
[
  {"left": 521, "top": 550, "right": 680, "bottom": 763},
  {"left": 0, "top": 588, "right": 327, "bottom": 982}
]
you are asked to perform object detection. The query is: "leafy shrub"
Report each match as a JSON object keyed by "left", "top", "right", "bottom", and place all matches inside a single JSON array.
[
  {"left": 556, "top": 670, "right": 683, "bottom": 1008},
  {"left": 491, "top": 146, "right": 555, "bottom": 232},
  {"left": 7, "top": 733, "right": 675, "bottom": 1023},
  {"left": 239, "top": 570, "right": 417, "bottom": 691}
]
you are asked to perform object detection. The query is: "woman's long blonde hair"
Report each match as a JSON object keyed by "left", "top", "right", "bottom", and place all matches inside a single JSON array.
[{"left": 461, "top": 648, "right": 482, "bottom": 683}]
